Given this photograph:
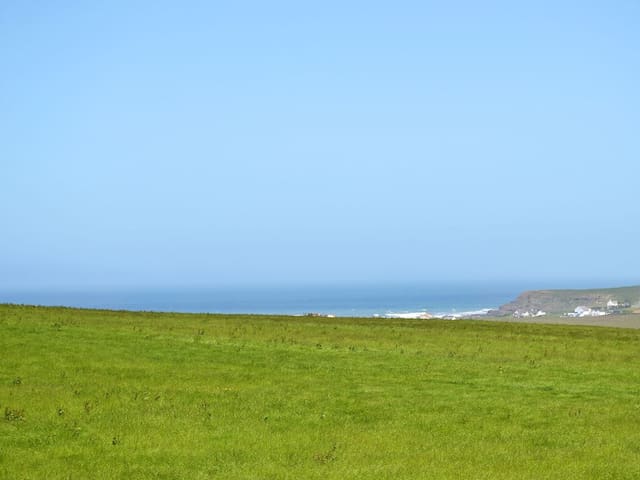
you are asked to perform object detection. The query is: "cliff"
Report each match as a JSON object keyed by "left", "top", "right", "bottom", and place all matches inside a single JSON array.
[{"left": 493, "top": 285, "right": 640, "bottom": 316}]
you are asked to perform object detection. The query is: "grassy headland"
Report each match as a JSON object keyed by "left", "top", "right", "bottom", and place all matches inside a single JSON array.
[
  {"left": 494, "top": 285, "right": 640, "bottom": 315},
  {"left": 2, "top": 304, "right": 640, "bottom": 479}
]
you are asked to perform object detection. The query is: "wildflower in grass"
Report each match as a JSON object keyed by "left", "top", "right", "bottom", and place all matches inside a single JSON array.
[{"left": 4, "top": 407, "right": 25, "bottom": 422}]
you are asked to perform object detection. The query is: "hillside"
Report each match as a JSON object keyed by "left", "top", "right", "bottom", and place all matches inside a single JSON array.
[
  {"left": 2, "top": 304, "right": 640, "bottom": 478},
  {"left": 493, "top": 285, "right": 640, "bottom": 316}
]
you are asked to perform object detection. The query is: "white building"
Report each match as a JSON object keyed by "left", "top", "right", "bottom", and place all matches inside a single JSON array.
[{"left": 567, "top": 306, "right": 609, "bottom": 317}]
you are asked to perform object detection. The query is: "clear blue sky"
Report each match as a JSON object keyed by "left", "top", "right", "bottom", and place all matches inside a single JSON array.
[{"left": 2, "top": 1, "right": 639, "bottom": 289}]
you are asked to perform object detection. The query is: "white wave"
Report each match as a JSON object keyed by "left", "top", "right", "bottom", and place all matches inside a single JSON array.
[
  {"left": 385, "top": 308, "right": 495, "bottom": 319},
  {"left": 433, "top": 308, "right": 494, "bottom": 318},
  {"left": 385, "top": 311, "right": 433, "bottom": 319}
]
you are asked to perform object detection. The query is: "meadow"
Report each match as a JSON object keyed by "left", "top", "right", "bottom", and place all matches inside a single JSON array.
[{"left": 1, "top": 304, "right": 640, "bottom": 479}]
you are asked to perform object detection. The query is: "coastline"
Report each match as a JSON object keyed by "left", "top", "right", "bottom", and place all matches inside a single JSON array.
[
  {"left": 0, "top": 285, "right": 519, "bottom": 319},
  {"left": 2, "top": 283, "right": 639, "bottom": 328},
  {"left": 3, "top": 301, "right": 640, "bottom": 329}
]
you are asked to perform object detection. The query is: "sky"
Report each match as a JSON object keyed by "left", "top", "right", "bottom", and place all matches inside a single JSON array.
[{"left": 1, "top": 1, "right": 639, "bottom": 290}]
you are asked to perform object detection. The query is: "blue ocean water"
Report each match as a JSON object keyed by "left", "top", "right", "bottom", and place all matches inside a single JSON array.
[{"left": 0, "top": 284, "right": 521, "bottom": 317}]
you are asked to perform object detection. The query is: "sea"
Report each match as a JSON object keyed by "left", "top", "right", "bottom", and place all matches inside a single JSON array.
[{"left": 0, "top": 284, "right": 522, "bottom": 318}]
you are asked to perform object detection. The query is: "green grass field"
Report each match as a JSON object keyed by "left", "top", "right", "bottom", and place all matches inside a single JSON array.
[{"left": 2, "top": 304, "right": 640, "bottom": 479}]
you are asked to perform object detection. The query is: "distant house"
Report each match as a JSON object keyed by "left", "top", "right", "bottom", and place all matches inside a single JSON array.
[
  {"left": 513, "top": 310, "right": 546, "bottom": 318},
  {"left": 607, "top": 299, "right": 619, "bottom": 308},
  {"left": 574, "top": 306, "right": 590, "bottom": 315},
  {"left": 567, "top": 306, "right": 608, "bottom": 317}
]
